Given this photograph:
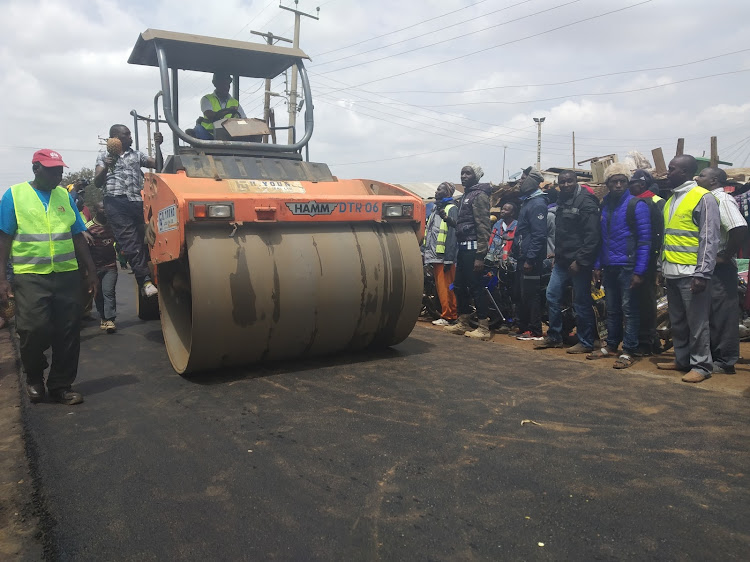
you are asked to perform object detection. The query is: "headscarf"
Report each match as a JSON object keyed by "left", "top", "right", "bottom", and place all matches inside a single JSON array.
[{"left": 464, "top": 162, "right": 484, "bottom": 180}]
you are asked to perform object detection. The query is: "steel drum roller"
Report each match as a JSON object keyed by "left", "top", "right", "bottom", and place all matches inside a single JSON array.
[{"left": 158, "top": 223, "right": 423, "bottom": 374}]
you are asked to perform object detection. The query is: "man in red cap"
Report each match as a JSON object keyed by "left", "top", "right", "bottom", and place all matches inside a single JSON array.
[{"left": 0, "top": 149, "right": 97, "bottom": 405}]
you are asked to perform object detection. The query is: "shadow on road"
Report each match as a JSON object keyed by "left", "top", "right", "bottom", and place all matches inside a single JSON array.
[{"left": 185, "top": 335, "right": 435, "bottom": 386}]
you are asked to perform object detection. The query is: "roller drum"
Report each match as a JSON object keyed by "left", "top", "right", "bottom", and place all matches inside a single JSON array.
[{"left": 159, "top": 223, "right": 423, "bottom": 374}]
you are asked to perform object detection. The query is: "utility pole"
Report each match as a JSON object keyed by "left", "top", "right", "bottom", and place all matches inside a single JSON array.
[
  {"left": 251, "top": 30, "right": 292, "bottom": 143},
  {"left": 279, "top": 1, "right": 319, "bottom": 144},
  {"left": 533, "top": 117, "right": 546, "bottom": 170},
  {"left": 572, "top": 131, "right": 576, "bottom": 172},
  {"left": 502, "top": 146, "right": 507, "bottom": 184}
]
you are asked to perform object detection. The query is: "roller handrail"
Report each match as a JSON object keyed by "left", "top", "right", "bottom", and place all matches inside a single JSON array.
[{"left": 155, "top": 42, "right": 314, "bottom": 154}]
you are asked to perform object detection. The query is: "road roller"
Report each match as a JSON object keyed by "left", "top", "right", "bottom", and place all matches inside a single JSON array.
[{"left": 127, "top": 30, "right": 425, "bottom": 374}]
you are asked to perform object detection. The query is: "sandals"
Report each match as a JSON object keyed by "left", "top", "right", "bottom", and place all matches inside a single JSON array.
[
  {"left": 586, "top": 347, "right": 616, "bottom": 360},
  {"left": 613, "top": 353, "right": 638, "bottom": 369}
]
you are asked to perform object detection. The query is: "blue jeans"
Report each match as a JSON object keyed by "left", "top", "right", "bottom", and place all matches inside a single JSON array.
[
  {"left": 603, "top": 266, "right": 639, "bottom": 353},
  {"left": 546, "top": 263, "right": 596, "bottom": 347},
  {"left": 94, "top": 268, "right": 118, "bottom": 321}
]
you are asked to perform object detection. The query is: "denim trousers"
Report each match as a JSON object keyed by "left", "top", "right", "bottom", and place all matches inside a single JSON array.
[
  {"left": 454, "top": 248, "right": 488, "bottom": 318},
  {"left": 603, "top": 266, "right": 639, "bottom": 353},
  {"left": 95, "top": 268, "right": 118, "bottom": 321},
  {"left": 546, "top": 263, "right": 595, "bottom": 347},
  {"left": 103, "top": 196, "right": 150, "bottom": 286}
]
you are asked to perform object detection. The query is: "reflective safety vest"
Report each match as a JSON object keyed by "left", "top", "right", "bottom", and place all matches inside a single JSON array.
[
  {"left": 200, "top": 94, "right": 239, "bottom": 132},
  {"left": 662, "top": 186, "right": 708, "bottom": 265},
  {"left": 10, "top": 182, "right": 79, "bottom": 274},
  {"left": 435, "top": 204, "right": 455, "bottom": 254}
]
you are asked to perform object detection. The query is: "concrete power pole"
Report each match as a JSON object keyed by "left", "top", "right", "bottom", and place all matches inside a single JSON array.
[
  {"left": 502, "top": 146, "right": 507, "bottom": 184},
  {"left": 279, "top": 1, "right": 319, "bottom": 144},
  {"left": 250, "top": 30, "right": 292, "bottom": 143},
  {"left": 533, "top": 117, "right": 546, "bottom": 170}
]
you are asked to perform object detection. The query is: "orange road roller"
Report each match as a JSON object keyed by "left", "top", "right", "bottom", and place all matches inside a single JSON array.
[{"left": 128, "top": 30, "right": 425, "bottom": 374}]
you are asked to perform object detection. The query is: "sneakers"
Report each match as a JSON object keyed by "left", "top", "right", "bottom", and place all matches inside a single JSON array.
[
  {"left": 49, "top": 389, "right": 84, "bottom": 405},
  {"left": 465, "top": 319, "right": 491, "bottom": 341},
  {"left": 566, "top": 342, "right": 594, "bottom": 354},
  {"left": 100, "top": 320, "right": 108, "bottom": 330},
  {"left": 104, "top": 320, "right": 116, "bottom": 334},
  {"left": 432, "top": 318, "right": 452, "bottom": 326},
  {"left": 142, "top": 281, "right": 158, "bottom": 298},
  {"left": 534, "top": 337, "right": 563, "bottom": 349},
  {"left": 445, "top": 314, "right": 471, "bottom": 335},
  {"left": 516, "top": 331, "right": 544, "bottom": 341}
]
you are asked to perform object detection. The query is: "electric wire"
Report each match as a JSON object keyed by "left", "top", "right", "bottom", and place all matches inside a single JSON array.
[{"left": 315, "top": 0, "right": 580, "bottom": 75}]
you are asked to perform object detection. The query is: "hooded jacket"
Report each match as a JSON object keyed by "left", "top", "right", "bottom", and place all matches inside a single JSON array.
[
  {"left": 455, "top": 182, "right": 492, "bottom": 258},
  {"left": 554, "top": 184, "right": 601, "bottom": 268},
  {"left": 596, "top": 191, "right": 651, "bottom": 276},
  {"left": 423, "top": 199, "right": 458, "bottom": 264},
  {"left": 515, "top": 169, "right": 548, "bottom": 263}
]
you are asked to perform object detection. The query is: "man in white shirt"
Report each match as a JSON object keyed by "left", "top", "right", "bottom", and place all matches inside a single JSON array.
[{"left": 697, "top": 167, "right": 748, "bottom": 374}]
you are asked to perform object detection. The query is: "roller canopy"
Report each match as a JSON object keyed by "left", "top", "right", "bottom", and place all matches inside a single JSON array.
[{"left": 128, "top": 29, "right": 310, "bottom": 79}]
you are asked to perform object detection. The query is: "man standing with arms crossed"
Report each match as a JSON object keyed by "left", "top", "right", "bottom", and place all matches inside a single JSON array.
[
  {"left": 0, "top": 150, "right": 97, "bottom": 404},
  {"left": 657, "top": 155, "right": 720, "bottom": 383},
  {"left": 95, "top": 125, "right": 162, "bottom": 298}
]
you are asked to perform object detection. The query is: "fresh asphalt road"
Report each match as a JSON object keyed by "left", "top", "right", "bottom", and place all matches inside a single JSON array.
[{"left": 22, "top": 273, "right": 750, "bottom": 561}]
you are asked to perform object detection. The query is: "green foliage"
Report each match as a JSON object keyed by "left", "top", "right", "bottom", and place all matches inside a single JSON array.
[{"left": 61, "top": 167, "right": 101, "bottom": 209}]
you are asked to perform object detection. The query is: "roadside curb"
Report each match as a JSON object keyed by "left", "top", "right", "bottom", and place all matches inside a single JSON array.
[{"left": 0, "top": 325, "right": 43, "bottom": 559}]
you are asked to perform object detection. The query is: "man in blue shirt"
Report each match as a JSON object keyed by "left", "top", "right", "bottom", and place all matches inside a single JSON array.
[{"left": 0, "top": 149, "right": 96, "bottom": 405}]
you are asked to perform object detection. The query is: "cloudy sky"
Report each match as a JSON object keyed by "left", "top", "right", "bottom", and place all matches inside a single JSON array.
[{"left": 1, "top": 0, "right": 749, "bottom": 191}]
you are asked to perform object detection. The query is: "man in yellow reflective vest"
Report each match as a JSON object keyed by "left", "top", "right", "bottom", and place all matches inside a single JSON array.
[
  {"left": 0, "top": 149, "right": 97, "bottom": 405},
  {"left": 193, "top": 73, "right": 246, "bottom": 140},
  {"left": 656, "top": 155, "right": 720, "bottom": 383},
  {"left": 423, "top": 182, "right": 458, "bottom": 326}
]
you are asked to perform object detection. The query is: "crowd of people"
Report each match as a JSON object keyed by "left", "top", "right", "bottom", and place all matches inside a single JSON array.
[{"left": 423, "top": 156, "right": 748, "bottom": 383}]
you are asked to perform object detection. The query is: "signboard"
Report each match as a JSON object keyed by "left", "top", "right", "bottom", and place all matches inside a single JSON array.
[{"left": 158, "top": 204, "right": 178, "bottom": 233}]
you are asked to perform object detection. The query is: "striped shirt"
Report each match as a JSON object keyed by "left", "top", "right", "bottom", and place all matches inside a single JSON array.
[
  {"left": 714, "top": 188, "right": 747, "bottom": 256},
  {"left": 95, "top": 148, "right": 150, "bottom": 202}
]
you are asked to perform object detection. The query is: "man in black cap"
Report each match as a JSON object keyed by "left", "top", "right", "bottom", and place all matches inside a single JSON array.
[{"left": 194, "top": 73, "right": 247, "bottom": 139}]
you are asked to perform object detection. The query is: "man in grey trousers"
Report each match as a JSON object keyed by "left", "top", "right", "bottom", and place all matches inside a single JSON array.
[
  {"left": 657, "top": 155, "right": 720, "bottom": 383},
  {"left": 697, "top": 167, "right": 748, "bottom": 374}
]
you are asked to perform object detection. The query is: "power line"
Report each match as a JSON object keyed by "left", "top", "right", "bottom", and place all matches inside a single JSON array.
[
  {"left": 368, "top": 48, "right": 750, "bottom": 94},
  {"left": 378, "top": 68, "right": 750, "bottom": 107},
  {"left": 311, "top": 0, "right": 493, "bottom": 58},
  {"left": 313, "top": 0, "right": 538, "bottom": 68},
  {"left": 321, "top": 0, "right": 654, "bottom": 92},
  {"left": 315, "top": 0, "right": 580, "bottom": 75}
]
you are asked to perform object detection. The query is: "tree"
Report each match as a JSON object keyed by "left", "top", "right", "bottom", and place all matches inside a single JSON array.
[{"left": 61, "top": 167, "right": 101, "bottom": 208}]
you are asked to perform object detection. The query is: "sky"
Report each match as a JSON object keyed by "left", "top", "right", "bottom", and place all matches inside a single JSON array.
[{"left": 1, "top": 0, "right": 749, "bottom": 191}]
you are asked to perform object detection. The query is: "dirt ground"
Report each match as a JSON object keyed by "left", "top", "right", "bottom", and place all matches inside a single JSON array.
[
  {"left": 418, "top": 317, "right": 750, "bottom": 398},
  {"left": 0, "top": 327, "right": 42, "bottom": 560}
]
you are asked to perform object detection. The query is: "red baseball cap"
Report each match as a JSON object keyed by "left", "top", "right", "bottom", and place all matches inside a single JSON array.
[{"left": 32, "top": 149, "right": 68, "bottom": 168}]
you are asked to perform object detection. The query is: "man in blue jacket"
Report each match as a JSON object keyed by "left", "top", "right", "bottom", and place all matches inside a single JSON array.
[
  {"left": 534, "top": 170, "right": 600, "bottom": 352},
  {"left": 588, "top": 163, "right": 651, "bottom": 368},
  {"left": 513, "top": 167, "right": 548, "bottom": 340}
]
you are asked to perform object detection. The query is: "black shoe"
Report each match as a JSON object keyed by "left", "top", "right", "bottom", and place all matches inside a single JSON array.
[
  {"left": 633, "top": 345, "right": 653, "bottom": 357},
  {"left": 26, "top": 384, "right": 45, "bottom": 403},
  {"left": 712, "top": 364, "right": 736, "bottom": 375},
  {"left": 49, "top": 389, "right": 83, "bottom": 405}
]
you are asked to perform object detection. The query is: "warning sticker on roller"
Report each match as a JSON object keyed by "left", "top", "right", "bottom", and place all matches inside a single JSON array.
[
  {"left": 227, "top": 179, "right": 306, "bottom": 193},
  {"left": 158, "top": 204, "right": 178, "bottom": 233}
]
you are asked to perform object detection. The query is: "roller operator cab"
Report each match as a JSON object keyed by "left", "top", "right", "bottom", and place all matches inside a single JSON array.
[{"left": 128, "top": 29, "right": 425, "bottom": 374}]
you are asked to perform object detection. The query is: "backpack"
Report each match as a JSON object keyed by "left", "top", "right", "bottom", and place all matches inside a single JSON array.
[{"left": 626, "top": 196, "right": 664, "bottom": 263}]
